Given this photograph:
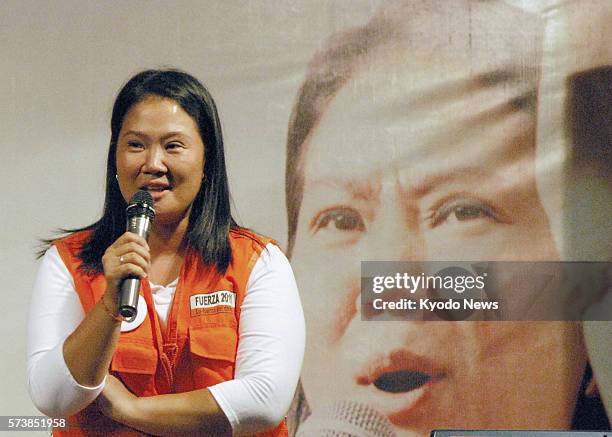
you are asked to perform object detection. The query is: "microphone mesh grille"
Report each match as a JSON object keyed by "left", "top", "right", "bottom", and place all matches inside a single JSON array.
[
  {"left": 296, "top": 401, "right": 396, "bottom": 437},
  {"left": 130, "top": 190, "right": 154, "bottom": 207},
  {"left": 126, "top": 190, "right": 155, "bottom": 220}
]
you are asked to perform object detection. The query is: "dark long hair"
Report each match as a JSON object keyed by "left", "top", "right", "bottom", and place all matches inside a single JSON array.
[{"left": 41, "top": 69, "right": 238, "bottom": 274}]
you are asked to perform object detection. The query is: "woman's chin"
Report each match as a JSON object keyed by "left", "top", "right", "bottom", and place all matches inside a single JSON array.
[{"left": 151, "top": 210, "right": 191, "bottom": 229}]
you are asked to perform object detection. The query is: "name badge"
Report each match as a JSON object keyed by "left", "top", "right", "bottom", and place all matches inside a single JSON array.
[{"left": 190, "top": 290, "right": 236, "bottom": 316}]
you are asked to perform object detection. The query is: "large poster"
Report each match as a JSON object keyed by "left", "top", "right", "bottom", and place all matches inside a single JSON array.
[{"left": 284, "top": 1, "right": 611, "bottom": 435}]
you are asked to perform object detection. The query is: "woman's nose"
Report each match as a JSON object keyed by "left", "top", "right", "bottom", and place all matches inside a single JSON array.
[{"left": 142, "top": 146, "right": 167, "bottom": 174}]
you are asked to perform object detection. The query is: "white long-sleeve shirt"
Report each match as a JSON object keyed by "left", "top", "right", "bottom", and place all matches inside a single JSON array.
[{"left": 27, "top": 243, "right": 305, "bottom": 436}]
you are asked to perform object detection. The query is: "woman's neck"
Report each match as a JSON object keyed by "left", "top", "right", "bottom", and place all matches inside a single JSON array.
[
  {"left": 149, "top": 221, "right": 187, "bottom": 255},
  {"left": 147, "top": 218, "right": 189, "bottom": 285}
]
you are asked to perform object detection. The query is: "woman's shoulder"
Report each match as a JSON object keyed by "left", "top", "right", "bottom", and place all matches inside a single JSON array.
[
  {"left": 41, "top": 230, "right": 95, "bottom": 279},
  {"left": 229, "top": 227, "right": 279, "bottom": 251},
  {"left": 52, "top": 230, "right": 95, "bottom": 268},
  {"left": 54, "top": 230, "right": 94, "bottom": 249}
]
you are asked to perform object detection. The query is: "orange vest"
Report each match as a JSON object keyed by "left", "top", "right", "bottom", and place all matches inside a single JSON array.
[{"left": 53, "top": 229, "right": 288, "bottom": 437}]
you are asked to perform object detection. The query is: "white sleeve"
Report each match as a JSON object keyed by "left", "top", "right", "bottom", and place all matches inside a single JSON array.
[
  {"left": 26, "top": 246, "right": 105, "bottom": 418},
  {"left": 208, "top": 243, "right": 305, "bottom": 436}
]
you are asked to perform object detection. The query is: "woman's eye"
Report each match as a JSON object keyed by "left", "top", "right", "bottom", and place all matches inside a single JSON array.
[
  {"left": 430, "top": 197, "right": 499, "bottom": 227},
  {"left": 127, "top": 141, "right": 144, "bottom": 149},
  {"left": 165, "top": 142, "right": 183, "bottom": 150},
  {"left": 312, "top": 207, "right": 366, "bottom": 233}
]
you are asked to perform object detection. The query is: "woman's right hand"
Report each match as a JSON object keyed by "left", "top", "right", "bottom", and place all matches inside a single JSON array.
[
  {"left": 101, "top": 232, "right": 151, "bottom": 302},
  {"left": 62, "top": 232, "right": 150, "bottom": 388}
]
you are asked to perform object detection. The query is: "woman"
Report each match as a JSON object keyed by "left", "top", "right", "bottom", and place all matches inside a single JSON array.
[
  {"left": 285, "top": 1, "right": 609, "bottom": 435},
  {"left": 28, "top": 69, "right": 305, "bottom": 436}
]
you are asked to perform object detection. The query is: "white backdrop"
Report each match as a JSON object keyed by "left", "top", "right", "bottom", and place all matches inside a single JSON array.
[{"left": 0, "top": 0, "right": 381, "bottom": 423}]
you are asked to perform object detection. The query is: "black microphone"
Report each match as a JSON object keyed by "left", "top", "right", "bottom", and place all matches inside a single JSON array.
[{"left": 119, "top": 190, "right": 155, "bottom": 321}]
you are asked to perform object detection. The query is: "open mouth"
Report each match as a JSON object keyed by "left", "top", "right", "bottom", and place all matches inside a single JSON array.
[
  {"left": 373, "top": 370, "right": 432, "bottom": 393},
  {"left": 140, "top": 183, "right": 173, "bottom": 193},
  {"left": 358, "top": 349, "right": 446, "bottom": 395}
]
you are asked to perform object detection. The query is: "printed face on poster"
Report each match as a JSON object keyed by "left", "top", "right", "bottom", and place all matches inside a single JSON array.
[{"left": 283, "top": 1, "right": 611, "bottom": 435}]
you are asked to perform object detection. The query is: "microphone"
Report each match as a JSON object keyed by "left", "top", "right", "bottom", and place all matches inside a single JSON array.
[
  {"left": 119, "top": 190, "right": 155, "bottom": 321},
  {"left": 296, "top": 401, "right": 396, "bottom": 437}
]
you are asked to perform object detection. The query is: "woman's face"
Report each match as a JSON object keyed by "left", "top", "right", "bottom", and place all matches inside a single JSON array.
[
  {"left": 290, "top": 58, "right": 586, "bottom": 434},
  {"left": 116, "top": 96, "right": 205, "bottom": 227}
]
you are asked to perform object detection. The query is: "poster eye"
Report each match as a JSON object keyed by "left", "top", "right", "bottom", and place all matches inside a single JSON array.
[
  {"left": 431, "top": 197, "right": 498, "bottom": 227},
  {"left": 312, "top": 207, "right": 366, "bottom": 233},
  {"left": 453, "top": 204, "right": 489, "bottom": 221}
]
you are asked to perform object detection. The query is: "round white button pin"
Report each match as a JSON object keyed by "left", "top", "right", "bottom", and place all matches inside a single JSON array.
[{"left": 120, "top": 297, "right": 148, "bottom": 332}]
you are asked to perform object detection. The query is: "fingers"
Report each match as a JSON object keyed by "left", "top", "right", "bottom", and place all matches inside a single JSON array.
[
  {"left": 102, "top": 232, "right": 151, "bottom": 296},
  {"left": 111, "top": 233, "right": 150, "bottom": 264},
  {"left": 113, "top": 232, "right": 150, "bottom": 257},
  {"left": 115, "top": 242, "right": 151, "bottom": 270},
  {"left": 114, "top": 256, "right": 149, "bottom": 279}
]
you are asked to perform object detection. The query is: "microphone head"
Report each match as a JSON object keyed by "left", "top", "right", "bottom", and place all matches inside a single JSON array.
[
  {"left": 296, "top": 401, "right": 397, "bottom": 437},
  {"left": 126, "top": 190, "right": 155, "bottom": 220}
]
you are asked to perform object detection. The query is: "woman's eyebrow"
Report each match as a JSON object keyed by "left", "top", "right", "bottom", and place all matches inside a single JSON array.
[
  {"left": 120, "top": 129, "right": 149, "bottom": 140},
  {"left": 159, "top": 131, "right": 190, "bottom": 142},
  {"left": 119, "top": 130, "right": 191, "bottom": 141}
]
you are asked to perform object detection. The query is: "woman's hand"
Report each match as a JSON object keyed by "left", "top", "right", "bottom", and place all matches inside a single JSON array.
[
  {"left": 63, "top": 233, "right": 149, "bottom": 388},
  {"left": 101, "top": 232, "right": 151, "bottom": 302},
  {"left": 96, "top": 375, "right": 138, "bottom": 424},
  {"left": 62, "top": 233, "right": 149, "bottom": 387}
]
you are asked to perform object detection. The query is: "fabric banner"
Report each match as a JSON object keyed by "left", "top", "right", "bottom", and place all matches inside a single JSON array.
[{"left": 281, "top": 1, "right": 611, "bottom": 435}]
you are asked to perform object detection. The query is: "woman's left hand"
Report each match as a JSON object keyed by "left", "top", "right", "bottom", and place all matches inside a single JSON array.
[{"left": 95, "top": 374, "right": 138, "bottom": 423}]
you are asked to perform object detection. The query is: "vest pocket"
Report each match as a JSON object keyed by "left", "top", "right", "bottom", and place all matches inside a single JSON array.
[
  {"left": 111, "top": 342, "right": 158, "bottom": 374},
  {"left": 189, "top": 326, "right": 237, "bottom": 388},
  {"left": 189, "top": 326, "right": 238, "bottom": 362}
]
